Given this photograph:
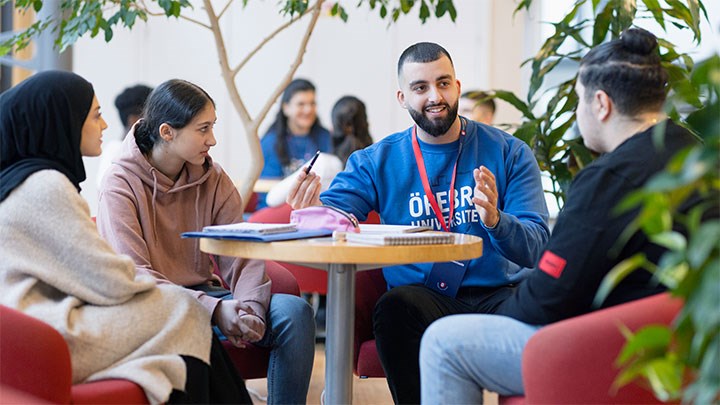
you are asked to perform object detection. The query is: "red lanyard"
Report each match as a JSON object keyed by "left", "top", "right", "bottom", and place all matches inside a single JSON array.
[{"left": 411, "top": 118, "right": 466, "bottom": 232}]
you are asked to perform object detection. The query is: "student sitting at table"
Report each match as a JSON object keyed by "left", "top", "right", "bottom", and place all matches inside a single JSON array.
[
  {"left": 419, "top": 27, "right": 713, "bottom": 404},
  {"left": 287, "top": 42, "right": 550, "bottom": 404},
  {"left": 96, "top": 79, "right": 315, "bottom": 405},
  {"left": 264, "top": 95, "right": 373, "bottom": 207},
  {"left": 257, "top": 78, "right": 332, "bottom": 209},
  {"left": 0, "top": 70, "right": 251, "bottom": 404}
]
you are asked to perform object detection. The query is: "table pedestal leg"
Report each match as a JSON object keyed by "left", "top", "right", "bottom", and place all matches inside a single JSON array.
[{"left": 325, "top": 263, "right": 356, "bottom": 404}]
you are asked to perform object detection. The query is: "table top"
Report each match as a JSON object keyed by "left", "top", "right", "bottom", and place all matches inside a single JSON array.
[
  {"left": 199, "top": 233, "right": 483, "bottom": 265},
  {"left": 252, "top": 178, "right": 282, "bottom": 193}
]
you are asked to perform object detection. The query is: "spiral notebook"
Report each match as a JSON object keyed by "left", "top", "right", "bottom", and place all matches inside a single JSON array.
[
  {"left": 202, "top": 222, "right": 297, "bottom": 235},
  {"left": 345, "top": 232, "right": 455, "bottom": 246}
]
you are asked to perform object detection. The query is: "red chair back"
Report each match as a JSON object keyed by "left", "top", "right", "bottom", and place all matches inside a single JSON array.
[
  {"left": 0, "top": 306, "right": 73, "bottom": 403},
  {"left": 520, "top": 292, "right": 682, "bottom": 404},
  {"left": 0, "top": 306, "right": 148, "bottom": 404}
]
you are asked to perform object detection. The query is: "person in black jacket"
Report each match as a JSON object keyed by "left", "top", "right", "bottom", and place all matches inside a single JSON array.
[{"left": 419, "top": 27, "right": 703, "bottom": 404}]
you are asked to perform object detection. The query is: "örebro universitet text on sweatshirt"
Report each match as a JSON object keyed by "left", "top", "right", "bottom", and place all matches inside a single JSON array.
[{"left": 320, "top": 119, "right": 550, "bottom": 289}]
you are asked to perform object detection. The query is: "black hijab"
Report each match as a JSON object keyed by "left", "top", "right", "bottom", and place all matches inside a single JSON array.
[{"left": 0, "top": 70, "right": 94, "bottom": 202}]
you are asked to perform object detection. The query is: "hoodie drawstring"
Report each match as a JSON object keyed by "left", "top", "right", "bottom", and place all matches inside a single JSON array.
[
  {"left": 194, "top": 186, "right": 201, "bottom": 271},
  {"left": 150, "top": 167, "right": 159, "bottom": 245}
]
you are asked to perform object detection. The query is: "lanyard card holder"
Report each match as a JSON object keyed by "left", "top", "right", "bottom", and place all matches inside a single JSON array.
[{"left": 425, "top": 260, "right": 468, "bottom": 298}]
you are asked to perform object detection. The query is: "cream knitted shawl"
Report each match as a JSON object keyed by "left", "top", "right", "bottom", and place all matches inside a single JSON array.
[{"left": 0, "top": 170, "right": 212, "bottom": 404}]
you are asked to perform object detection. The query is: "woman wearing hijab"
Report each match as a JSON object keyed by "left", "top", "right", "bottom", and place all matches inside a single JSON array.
[{"left": 0, "top": 70, "right": 250, "bottom": 404}]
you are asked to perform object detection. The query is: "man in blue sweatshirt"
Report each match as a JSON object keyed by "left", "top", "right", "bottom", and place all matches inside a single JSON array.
[{"left": 287, "top": 42, "right": 550, "bottom": 404}]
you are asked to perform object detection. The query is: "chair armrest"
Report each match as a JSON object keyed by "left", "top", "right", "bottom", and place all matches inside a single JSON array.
[
  {"left": 0, "top": 305, "right": 73, "bottom": 404},
  {"left": 266, "top": 260, "right": 301, "bottom": 296},
  {"left": 522, "top": 293, "right": 682, "bottom": 404},
  {"left": 71, "top": 380, "right": 148, "bottom": 404}
]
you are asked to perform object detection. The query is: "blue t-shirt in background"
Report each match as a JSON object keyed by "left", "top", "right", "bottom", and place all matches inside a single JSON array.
[
  {"left": 257, "top": 125, "right": 331, "bottom": 209},
  {"left": 320, "top": 119, "right": 550, "bottom": 289},
  {"left": 260, "top": 126, "right": 332, "bottom": 178}
]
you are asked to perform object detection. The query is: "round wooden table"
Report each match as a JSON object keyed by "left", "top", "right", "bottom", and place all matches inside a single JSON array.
[{"left": 200, "top": 234, "right": 483, "bottom": 404}]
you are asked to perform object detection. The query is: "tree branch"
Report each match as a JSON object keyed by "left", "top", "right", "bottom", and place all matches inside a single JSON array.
[
  {"left": 137, "top": 0, "right": 211, "bottom": 29},
  {"left": 231, "top": 6, "right": 315, "bottom": 78},
  {"left": 253, "top": 0, "right": 325, "bottom": 130},
  {"left": 202, "top": 0, "right": 251, "bottom": 124},
  {"left": 217, "top": 0, "right": 234, "bottom": 20}
]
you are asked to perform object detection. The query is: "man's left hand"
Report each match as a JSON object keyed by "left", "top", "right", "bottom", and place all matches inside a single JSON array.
[{"left": 472, "top": 166, "right": 500, "bottom": 228}]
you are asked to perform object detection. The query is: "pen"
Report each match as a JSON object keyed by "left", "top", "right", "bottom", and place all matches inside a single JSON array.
[{"left": 304, "top": 150, "right": 321, "bottom": 174}]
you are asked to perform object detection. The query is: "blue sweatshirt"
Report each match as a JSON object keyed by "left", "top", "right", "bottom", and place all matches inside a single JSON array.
[
  {"left": 260, "top": 126, "right": 332, "bottom": 178},
  {"left": 320, "top": 120, "right": 550, "bottom": 288}
]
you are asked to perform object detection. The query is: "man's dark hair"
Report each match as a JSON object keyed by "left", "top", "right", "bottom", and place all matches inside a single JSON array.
[
  {"left": 461, "top": 91, "right": 496, "bottom": 114},
  {"left": 114, "top": 84, "right": 153, "bottom": 128},
  {"left": 579, "top": 27, "right": 668, "bottom": 115},
  {"left": 397, "top": 42, "right": 453, "bottom": 76}
]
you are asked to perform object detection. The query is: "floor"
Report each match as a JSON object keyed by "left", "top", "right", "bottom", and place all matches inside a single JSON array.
[{"left": 245, "top": 343, "right": 499, "bottom": 405}]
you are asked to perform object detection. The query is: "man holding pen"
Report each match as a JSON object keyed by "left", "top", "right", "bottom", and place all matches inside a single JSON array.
[{"left": 287, "top": 42, "right": 550, "bottom": 404}]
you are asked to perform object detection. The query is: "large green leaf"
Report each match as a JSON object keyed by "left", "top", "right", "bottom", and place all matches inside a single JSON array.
[
  {"left": 687, "top": 221, "right": 720, "bottom": 268},
  {"left": 595, "top": 253, "right": 651, "bottom": 307}
]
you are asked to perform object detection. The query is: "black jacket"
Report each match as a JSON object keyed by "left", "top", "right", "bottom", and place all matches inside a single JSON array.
[{"left": 496, "top": 121, "right": 699, "bottom": 325}]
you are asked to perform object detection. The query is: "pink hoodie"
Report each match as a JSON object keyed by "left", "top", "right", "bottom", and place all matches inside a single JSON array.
[{"left": 97, "top": 133, "right": 270, "bottom": 321}]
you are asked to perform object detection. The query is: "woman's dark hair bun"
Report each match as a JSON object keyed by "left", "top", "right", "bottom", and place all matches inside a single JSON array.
[
  {"left": 621, "top": 27, "right": 658, "bottom": 56},
  {"left": 133, "top": 118, "right": 156, "bottom": 154}
]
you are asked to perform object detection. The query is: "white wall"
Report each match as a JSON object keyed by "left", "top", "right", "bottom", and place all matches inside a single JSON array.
[
  {"left": 76, "top": 0, "right": 534, "bottom": 215},
  {"left": 73, "top": 0, "right": 719, "bottom": 215}
]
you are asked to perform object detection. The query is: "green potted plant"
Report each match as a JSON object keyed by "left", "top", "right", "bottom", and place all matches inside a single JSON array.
[{"left": 498, "top": 0, "right": 707, "bottom": 207}]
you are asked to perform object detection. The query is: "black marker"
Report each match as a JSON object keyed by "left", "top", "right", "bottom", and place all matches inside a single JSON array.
[{"left": 304, "top": 150, "right": 321, "bottom": 174}]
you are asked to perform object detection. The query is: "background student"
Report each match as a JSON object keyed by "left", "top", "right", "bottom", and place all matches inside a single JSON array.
[
  {"left": 260, "top": 78, "right": 331, "bottom": 178},
  {"left": 459, "top": 90, "right": 496, "bottom": 125},
  {"left": 96, "top": 79, "right": 315, "bottom": 405},
  {"left": 257, "top": 78, "right": 332, "bottom": 209},
  {"left": 97, "top": 84, "right": 153, "bottom": 187},
  {"left": 264, "top": 95, "right": 373, "bottom": 207},
  {"left": 0, "top": 70, "right": 250, "bottom": 404},
  {"left": 419, "top": 27, "right": 711, "bottom": 404}
]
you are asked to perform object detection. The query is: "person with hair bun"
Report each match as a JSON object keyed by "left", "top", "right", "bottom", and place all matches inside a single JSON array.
[
  {"left": 419, "top": 27, "right": 709, "bottom": 403},
  {"left": 96, "top": 79, "right": 315, "bottom": 404}
]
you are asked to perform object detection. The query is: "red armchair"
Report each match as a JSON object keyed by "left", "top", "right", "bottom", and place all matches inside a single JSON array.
[
  {"left": 501, "top": 292, "right": 683, "bottom": 404},
  {"left": 353, "top": 268, "right": 388, "bottom": 378},
  {"left": 220, "top": 260, "right": 300, "bottom": 379},
  {"left": 352, "top": 274, "right": 684, "bottom": 405},
  {"left": 0, "top": 305, "right": 149, "bottom": 404}
]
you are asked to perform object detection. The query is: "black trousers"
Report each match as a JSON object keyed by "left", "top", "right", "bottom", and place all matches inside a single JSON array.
[
  {"left": 373, "top": 284, "right": 514, "bottom": 404},
  {"left": 168, "top": 334, "right": 252, "bottom": 404}
]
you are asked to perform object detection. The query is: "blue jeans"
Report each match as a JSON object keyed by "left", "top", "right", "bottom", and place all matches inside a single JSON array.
[
  {"left": 216, "top": 293, "right": 315, "bottom": 405},
  {"left": 420, "top": 314, "right": 542, "bottom": 404}
]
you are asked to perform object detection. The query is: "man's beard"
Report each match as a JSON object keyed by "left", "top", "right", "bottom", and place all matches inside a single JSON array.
[{"left": 408, "top": 100, "right": 459, "bottom": 137}]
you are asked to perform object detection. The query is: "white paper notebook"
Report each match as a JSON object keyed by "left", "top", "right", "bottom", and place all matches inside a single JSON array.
[
  {"left": 345, "top": 232, "right": 454, "bottom": 246},
  {"left": 202, "top": 222, "right": 297, "bottom": 235},
  {"left": 357, "top": 224, "right": 432, "bottom": 234}
]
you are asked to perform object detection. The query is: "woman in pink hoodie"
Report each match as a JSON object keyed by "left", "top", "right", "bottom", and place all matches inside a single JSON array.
[{"left": 97, "top": 79, "right": 315, "bottom": 404}]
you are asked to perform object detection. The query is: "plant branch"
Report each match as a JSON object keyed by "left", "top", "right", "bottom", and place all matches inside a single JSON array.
[
  {"left": 231, "top": 5, "right": 315, "bottom": 79},
  {"left": 217, "top": 0, "right": 234, "bottom": 20},
  {"left": 253, "top": 0, "right": 324, "bottom": 131},
  {"left": 202, "top": 0, "right": 251, "bottom": 124},
  {"left": 137, "top": 0, "right": 211, "bottom": 29}
]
